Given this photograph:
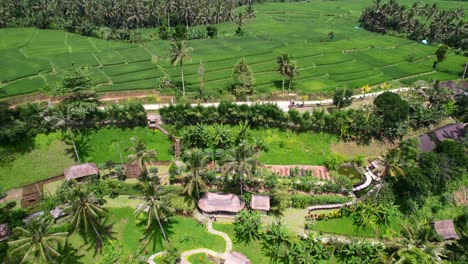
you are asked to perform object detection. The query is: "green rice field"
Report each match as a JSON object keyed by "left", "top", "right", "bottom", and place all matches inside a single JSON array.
[{"left": 0, "top": 0, "right": 467, "bottom": 99}]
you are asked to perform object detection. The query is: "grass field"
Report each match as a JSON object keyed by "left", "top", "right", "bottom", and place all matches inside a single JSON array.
[
  {"left": 1, "top": 0, "right": 467, "bottom": 99},
  {"left": 252, "top": 129, "right": 336, "bottom": 165},
  {"left": 0, "top": 133, "right": 75, "bottom": 190},
  {"left": 76, "top": 127, "right": 173, "bottom": 163},
  {"left": 213, "top": 223, "right": 270, "bottom": 264}
]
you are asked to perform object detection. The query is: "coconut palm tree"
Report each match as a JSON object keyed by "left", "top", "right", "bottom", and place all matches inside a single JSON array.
[
  {"left": 378, "top": 148, "right": 405, "bottom": 177},
  {"left": 286, "top": 62, "right": 299, "bottom": 92},
  {"left": 65, "top": 184, "right": 108, "bottom": 249},
  {"left": 126, "top": 137, "right": 157, "bottom": 179},
  {"left": 276, "top": 54, "right": 291, "bottom": 94},
  {"left": 261, "top": 219, "right": 292, "bottom": 263},
  {"left": 8, "top": 217, "right": 68, "bottom": 264},
  {"left": 169, "top": 40, "right": 193, "bottom": 96},
  {"left": 222, "top": 140, "right": 259, "bottom": 195},
  {"left": 135, "top": 180, "right": 172, "bottom": 242},
  {"left": 179, "top": 148, "right": 209, "bottom": 199}
]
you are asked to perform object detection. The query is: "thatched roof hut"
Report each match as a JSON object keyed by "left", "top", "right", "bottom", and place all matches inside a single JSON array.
[
  {"left": 225, "top": 252, "right": 251, "bottom": 264},
  {"left": 64, "top": 163, "right": 99, "bottom": 181},
  {"left": 147, "top": 113, "right": 161, "bottom": 128},
  {"left": 251, "top": 195, "right": 270, "bottom": 211},
  {"left": 50, "top": 207, "right": 66, "bottom": 219},
  {"left": 433, "top": 220, "right": 459, "bottom": 240},
  {"left": 197, "top": 193, "right": 245, "bottom": 214},
  {"left": 0, "top": 224, "right": 10, "bottom": 242}
]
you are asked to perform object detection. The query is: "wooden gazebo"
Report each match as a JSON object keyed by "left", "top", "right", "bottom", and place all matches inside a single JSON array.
[
  {"left": 250, "top": 194, "right": 270, "bottom": 214},
  {"left": 64, "top": 163, "right": 99, "bottom": 181}
]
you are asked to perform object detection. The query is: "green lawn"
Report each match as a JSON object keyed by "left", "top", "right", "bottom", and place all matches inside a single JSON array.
[
  {"left": 76, "top": 127, "right": 172, "bottom": 164},
  {"left": 308, "top": 215, "right": 401, "bottom": 238},
  {"left": 213, "top": 223, "right": 270, "bottom": 264},
  {"left": 187, "top": 254, "right": 217, "bottom": 264},
  {"left": 0, "top": 133, "right": 75, "bottom": 190},
  {"left": 1, "top": 0, "right": 467, "bottom": 98},
  {"left": 252, "top": 129, "right": 336, "bottom": 165}
]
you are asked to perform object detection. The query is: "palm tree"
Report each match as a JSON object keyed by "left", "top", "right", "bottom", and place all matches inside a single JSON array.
[
  {"left": 179, "top": 148, "right": 209, "bottom": 199},
  {"left": 135, "top": 180, "right": 172, "bottom": 242},
  {"left": 434, "top": 44, "right": 448, "bottom": 71},
  {"left": 169, "top": 40, "right": 193, "bottom": 96},
  {"left": 286, "top": 62, "right": 299, "bottom": 91},
  {"left": 65, "top": 184, "right": 108, "bottom": 248},
  {"left": 8, "top": 217, "right": 68, "bottom": 264},
  {"left": 276, "top": 54, "right": 291, "bottom": 94},
  {"left": 126, "top": 137, "right": 157, "bottom": 179},
  {"left": 261, "top": 219, "right": 292, "bottom": 264},
  {"left": 378, "top": 148, "right": 405, "bottom": 177},
  {"left": 222, "top": 141, "right": 259, "bottom": 195}
]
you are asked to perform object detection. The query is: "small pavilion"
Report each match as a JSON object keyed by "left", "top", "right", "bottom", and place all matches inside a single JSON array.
[
  {"left": 124, "top": 163, "right": 142, "bottom": 179},
  {"left": 147, "top": 113, "right": 161, "bottom": 128},
  {"left": 433, "top": 220, "right": 459, "bottom": 240},
  {"left": 250, "top": 194, "right": 270, "bottom": 214},
  {"left": 64, "top": 163, "right": 99, "bottom": 181},
  {"left": 197, "top": 192, "right": 245, "bottom": 215},
  {"left": 225, "top": 252, "right": 252, "bottom": 264}
]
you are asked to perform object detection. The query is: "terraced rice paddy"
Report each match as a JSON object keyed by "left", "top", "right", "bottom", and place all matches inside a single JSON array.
[{"left": 0, "top": 0, "right": 466, "bottom": 99}]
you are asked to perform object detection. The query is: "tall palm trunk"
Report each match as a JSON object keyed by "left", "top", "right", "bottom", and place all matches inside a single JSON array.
[
  {"left": 288, "top": 77, "right": 293, "bottom": 91},
  {"left": 239, "top": 163, "right": 244, "bottom": 196},
  {"left": 180, "top": 61, "right": 186, "bottom": 96},
  {"left": 282, "top": 76, "right": 285, "bottom": 94},
  {"left": 167, "top": 13, "right": 170, "bottom": 31},
  {"left": 69, "top": 127, "right": 81, "bottom": 163}
]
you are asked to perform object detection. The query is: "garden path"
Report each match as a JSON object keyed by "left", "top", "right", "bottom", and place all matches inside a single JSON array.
[{"left": 147, "top": 220, "right": 233, "bottom": 264}]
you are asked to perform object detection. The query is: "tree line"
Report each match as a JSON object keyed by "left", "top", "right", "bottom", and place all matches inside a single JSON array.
[
  {"left": 159, "top": 81, "right": 459, "bottom": 143},
  {"left": 360, "top": 0, "right": 467, "bottom": 52},
  {"left": 0, "top": 0, "right": 264, "bottom": 41}
]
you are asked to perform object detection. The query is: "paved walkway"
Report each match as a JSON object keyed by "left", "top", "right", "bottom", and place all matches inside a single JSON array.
[
  {"left": 142, "top": 87, "right": 412, "bottom": 112},
  {"left": 148, "top": 221, "right": 232, "bottom": 264}
]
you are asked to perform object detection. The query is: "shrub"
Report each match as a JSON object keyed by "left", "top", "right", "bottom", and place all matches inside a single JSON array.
[
  {"left": 324, "top": 153, "right": 348, "bottom": 170},
  {"left": 290, "top": 194, "right": 351, "bottom": 208}
]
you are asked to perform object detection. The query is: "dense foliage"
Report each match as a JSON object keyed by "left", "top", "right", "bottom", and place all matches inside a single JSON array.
[
  {"left": 360, "top": 0, "right": 467, "bottom": 52},
  {"left": 0, "top": 0, "right": 263, "bottom": 41}
]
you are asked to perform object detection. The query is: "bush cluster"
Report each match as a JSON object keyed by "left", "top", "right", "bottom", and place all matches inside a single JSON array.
[{"left": 290, "top": 194, "right": 351, "bottom": 208}]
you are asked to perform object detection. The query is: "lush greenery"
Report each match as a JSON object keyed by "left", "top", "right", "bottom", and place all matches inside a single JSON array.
[
  {"left": 1, "top": 1, "right": 466, "bottom": 99},
  {"left": 360, "top": 0, "right": 467, "bottom": 51}
]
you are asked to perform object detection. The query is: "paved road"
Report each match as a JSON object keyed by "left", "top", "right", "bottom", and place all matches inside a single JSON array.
[{"left": 142, "top": 88, "right": 412, "bottom": 112}]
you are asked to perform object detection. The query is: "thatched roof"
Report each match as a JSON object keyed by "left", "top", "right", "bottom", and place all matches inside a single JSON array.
[
  {"left": 24, "top": 211, "right": 44, "bottom": 223},
  {"left": 147, "top": 113, "right": 159, "bottom": 121},
  {"left": 64, "top": 163, "right": 99, "bottom": 180},
  {"left": 251, "top": 195, "right": 270, "bottom": 211},
  {"left": 419, "top": 123, "right": 465, "bottom": 152},
  {"left": 124, "top": 163, "right": 141, "bottom": 179},
  {"left": 0, "top": 224, "right": 10, "bottom": 241},
  {"left": 434, "top": 220, "right": 459, "bottom": 240},
  {"left": 225, "top": 252, "right": 251, "bottom": 264},
  {"left": 197, "top": 193, "right": 245, "bottom": 213}
]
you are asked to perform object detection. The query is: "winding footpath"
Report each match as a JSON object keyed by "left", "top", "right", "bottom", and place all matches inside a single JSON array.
[{"left": 147, "top": 221, "right": 232, "bottom": 264}]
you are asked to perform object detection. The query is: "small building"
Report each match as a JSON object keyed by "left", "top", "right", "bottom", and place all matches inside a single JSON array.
[
  {"left": 419, "top": 123, "right": 465, "bottom": 152},
  {"left": 124, "top": 163, "right": 142, "bottom": 179},
  {"left": 225, "top": 252, "right": 252, "bottom": 264},
  {"left": 197, "top": 192, "right": 245, "bottom": 214},
  {"left": 64, "top": 163, "right": 99, "bottom": 181},
  {"left": 21, "top": 183, "right": 43, "bottom": 207},
  {"left": 147, "top": 113, "right": 161, "bottom": 128},
  {"left": 0, "top": 224, "right": 10, "bottom": 242},
  {"left": 433, "top": 220, "right": 459, "bottom": 240},
  {"left": 24, "top": 211, "right": 44, "bottom": 223},
  {"left": 250, "top": 194, "right": 270, "bottom": 213}
]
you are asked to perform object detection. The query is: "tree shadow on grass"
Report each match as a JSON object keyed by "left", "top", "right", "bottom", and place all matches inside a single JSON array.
[
  {"left": 0, "top": 137, "right": 36, "bottom": 169},
  {"left": 56, "top": 241, "right": 86, "bottom": 264},
  {"left": 64, "top": 130, "right": 93, "bottom": 163},
  {"left": 136, "top": 217, "right": 177, "bottom": 253}
]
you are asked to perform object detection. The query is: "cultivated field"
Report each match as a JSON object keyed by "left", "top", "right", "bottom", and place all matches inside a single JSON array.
[{"left": 0, "top": 0, "right": 467, "bottom": 99}]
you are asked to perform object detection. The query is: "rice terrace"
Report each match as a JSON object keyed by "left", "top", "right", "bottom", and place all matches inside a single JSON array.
[
  {"left": 0, "top": 0, "right": 467, "bottom": 99},
  {"left": 0, "top": 0, "right": 467, "bottom": 264}
]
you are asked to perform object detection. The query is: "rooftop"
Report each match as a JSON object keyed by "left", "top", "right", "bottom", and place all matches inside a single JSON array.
[
  {"left": 225, "top": 251, "right": 251, "bottom": 264},
  {"left": 419, "top": 123, "right": 465, "bottom": 152},
  {"left": 64, "top": 163, "right": 99, "bottom": 180},
  {"left": 433, "top": 220, "right": 459, "bottom": 240},
  {"left": 197, "top": 192, "right": 245, "bottom": 213},
  {"left": 251, "top": 194, "right": 270, "bottom": 211}
]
